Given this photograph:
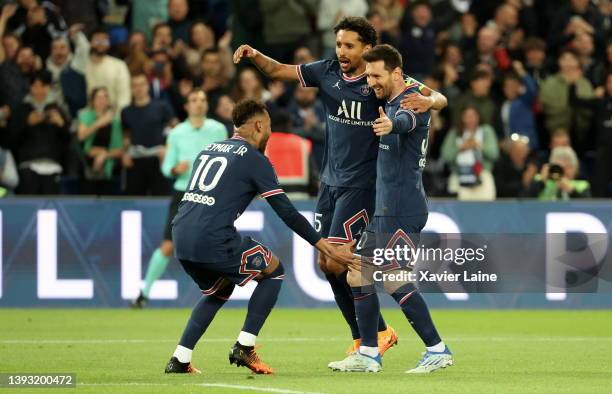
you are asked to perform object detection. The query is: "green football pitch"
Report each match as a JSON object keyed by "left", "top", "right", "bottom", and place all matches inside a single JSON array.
[{"left": 1, "top": 308, "right": 611, "bottom": 393}]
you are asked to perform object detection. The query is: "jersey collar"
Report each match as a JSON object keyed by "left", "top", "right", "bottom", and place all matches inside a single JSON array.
[
  {"left": 387, "top": 85, "right": 412, "bottom": 104},
  {"left": 231, "top": 134, "right": 247, "bottom": 141},
  {"left": 341, "top": 71, "right": 367, "bottom": 82}
]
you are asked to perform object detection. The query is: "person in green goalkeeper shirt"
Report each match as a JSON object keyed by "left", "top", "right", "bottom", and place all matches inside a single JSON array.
[
  {"left": 131, "top": 88, "right": 228, "bottom": 308},
  {"left": 527, "top": 146, "right": 591, "bottom": 200}
]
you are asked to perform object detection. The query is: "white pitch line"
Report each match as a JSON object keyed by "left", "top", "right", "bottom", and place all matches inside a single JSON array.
[
  {"left": 198, "top": 383, "right": 325, "bottom": 394},
  {"left": 79, "top": 382, "right": 324, "bottom": 394},
  {"left": 2, "top": 336, "right": 612, "bottom": 345}
]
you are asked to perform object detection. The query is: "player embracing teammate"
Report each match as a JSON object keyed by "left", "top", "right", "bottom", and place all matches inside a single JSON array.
[
  {"left": 328, "top": 44, "right": 453, "bottom": 373},
  {"left": 234, "top": 16, "right": 449, "bottom": 365}
]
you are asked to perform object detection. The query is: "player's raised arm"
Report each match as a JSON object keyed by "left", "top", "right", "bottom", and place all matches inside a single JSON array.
[{"left": 233, "top": 44, "right": 299, "bottom": 81}]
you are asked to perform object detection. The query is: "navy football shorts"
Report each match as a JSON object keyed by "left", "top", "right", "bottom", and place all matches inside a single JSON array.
[
  {"left": 355, "top": 214, "right": 428, "bottom": 272},
  {"left": 178, "top": 236, "right": 281, "bottom": 297},
  {"left": 315, "top": 182, "right": 375, "bottom": 245}
]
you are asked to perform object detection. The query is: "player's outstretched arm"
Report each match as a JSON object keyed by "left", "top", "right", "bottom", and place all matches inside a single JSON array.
[
  {"left": 233, "top": 44, "right": 299, "bottom": 81},
  {"left": 265, "top": 193, "right": 358, "bottom": 267}
]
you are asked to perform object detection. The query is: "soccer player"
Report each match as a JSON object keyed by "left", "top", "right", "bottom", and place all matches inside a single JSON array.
[
  {"left": 165, "top": 100, "right": 357, "bottom": 374},
  {"left": 233, "top": 16, "right": 448, "bottom": 356},
  {"left": 328, "top": 44, "right": 453, "bottom": 373},
  {"left": 131, "top": 89, "right": 227, "bottom": 308}
]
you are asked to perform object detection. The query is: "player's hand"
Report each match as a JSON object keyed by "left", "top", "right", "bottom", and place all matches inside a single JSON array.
[
  {"left": 315, "top": 239, "right": 361, "bottom": 271},
  {"left": 400, "top": 93, "right": 434, "bottom": 113},
  {"left": 373, "top": 107, "right": 393, "bottom": 136},
  {"left": 173, "top": 161, "right": 189, "bottom": 175},
  {"left": 233, "top": 45, "right": 258, "bottom": 64}
]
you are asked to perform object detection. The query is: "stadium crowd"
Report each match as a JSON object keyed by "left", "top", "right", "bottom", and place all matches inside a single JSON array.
[{"left": 0, "top": 0, "right": 610, "bottom": 200}]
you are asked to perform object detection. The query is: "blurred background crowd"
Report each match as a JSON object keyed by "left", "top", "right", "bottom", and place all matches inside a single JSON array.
[{"left": 0, "top": 0, "right": 610, "bottom": 201}]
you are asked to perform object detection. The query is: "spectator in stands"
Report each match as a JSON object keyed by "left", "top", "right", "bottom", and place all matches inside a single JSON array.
[
  {"left": 293, "top": 46, "right": 315, "bottom": 65},
  {"left": 7, "top": 0, "right": 66, "bottom": 60},
  {"left": 167, "top": 0, "right": 191, "bottom": 44},
  {"left": 366, "top": 9, "right": 398, "bottom": 47},
  {"left": 77, "top": 87, "right": 123, "bottom": 195},
  {"left": 539, "top": 49, "right": 594, "bottom": 155},
  {"left": 571, "top": 32, "right": 604, "bottom": 86},
  {"left": 85, "top": 28, "right": 132, "bottom": 111},
  {"left": 550, "top": 128, "right": 572, "bottom": 149},
  {"left": 212, "top": 94, "right": 234, "bottom": 136},
  {"left": 56, "top": 0, "right": 106, "bottom": 37},
  {"left": 198, "top": 48, "right": 233, "bottom": 116},
  {"left": 439, "top": 42, "right": 466, "bottom": 95},
  {"left": 10, "top": 70, "right": 69, "bottom": 194},
  {"left": 466, "top": 25, "right": 512, "bottom": 76},
  {"left": 500, "top": 61, "right": 539, "bottom": 149},
  {"left": 183, "top": 21, "right": 214, "bottom": 77},
  {"left": 570, "top": 71, "right": 612, "bottom": 197},
  {"left": 370, "top": 0, "right": 404, "bottom": 40},
  {"left": 45, "top": 25, "right": 89, "bottom": 106},
  {"left": 148, "top": 49, "right": 174, "bottom": 103},
  {"left": 494, "top": 133, "right": 536, "bottom": 198},
  {"left": 399, "top": 1, "right": 437, "bottom": 80},
  {"left": 125, "top": 31, "right": 150, "bottom": 76},
  {"left": 121, "top": 73, "right": 176, "bottom": 196},
  {"left": 442, "top": 106, "right": 499, "bottom": 201},
  {"left": 522, "top": 37, "right": 551, "bottom": 85},
  {"left": 526, "top": 146, "right": 591, "bottom": 200},
  {"left": 260, "top": 0, "right": 316, "bottom": 63},
  {"left": 2, "top": 33, "right": 21, "bottom": 62},
  {"left": 287, "top": 84, "right": 325, "bottom": 171},
  {"left": 548, "top": 0, "right": 605, "bottom": 55},
  {"left": 454, "top": 69, "right": 499, "bottom": 130},
  {"left": 317, "top": 0, "right": 368, "bottom": 59},
  {"left": 1, "top": 5, "right": 42, "bottom": 111},
  {"left": 151, "top": 22, "right": 190, "bottom": 80},
  {"left": 0, "top": 147, "right": 19, "bottom": 196},
  {"left": 231, "top": 67, "right": 270, "bottom": 104},
  {"left": 486, "top": 3, "right": 522, "bottom": 53},
  {"left": 184, "top": 22, "right": 234, "bottom": 81}
]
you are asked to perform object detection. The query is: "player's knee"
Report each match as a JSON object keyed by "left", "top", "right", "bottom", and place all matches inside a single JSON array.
[{"left": 261, "top": 261, "right": 284, "bottom": 280}]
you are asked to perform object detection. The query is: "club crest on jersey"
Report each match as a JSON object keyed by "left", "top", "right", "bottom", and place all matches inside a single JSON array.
[{"left": 360, "top": 84, "right": 371, "bottom": 96}]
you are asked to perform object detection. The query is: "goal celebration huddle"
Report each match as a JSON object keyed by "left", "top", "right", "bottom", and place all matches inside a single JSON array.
[{"left": 161, "top": 16, "right": 453, "bottom": 375}]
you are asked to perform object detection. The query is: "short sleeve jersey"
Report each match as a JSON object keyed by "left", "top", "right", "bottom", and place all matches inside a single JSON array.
[
  {"left": 375, "top": 84, "right": 431, "bottom": 217},
  {"left": 171, "top": 136, "right": 284, "bottom": 262},
  {"left": 297, "top": 59, "right": 381, "bottom": 189}
]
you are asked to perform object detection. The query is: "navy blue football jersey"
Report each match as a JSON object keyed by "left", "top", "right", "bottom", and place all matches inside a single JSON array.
[
  {"left": 375, "top": 85, "right": 431, "bottom": 217},
  {"left": 172, "top": 136, "right": 287, "bottom": 262},
  {"left": 297, "top": 60, "right": 381, "bottom": 189}
]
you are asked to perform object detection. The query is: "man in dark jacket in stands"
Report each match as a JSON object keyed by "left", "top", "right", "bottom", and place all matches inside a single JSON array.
[{"left": 9, "top": 70, "right": 69, "bottom": 194}]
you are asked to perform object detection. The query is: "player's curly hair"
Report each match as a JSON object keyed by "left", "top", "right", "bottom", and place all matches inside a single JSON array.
[
  {"left": 232, "top": 100, "right": 268, "bottom": 128},
  {"left": 333, "top": 17, "right": 378, "bottom": 48}
]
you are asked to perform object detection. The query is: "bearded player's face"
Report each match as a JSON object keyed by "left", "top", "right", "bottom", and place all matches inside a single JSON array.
[{"left": 335, "top": 30, "right": 370, "bottom": 75}]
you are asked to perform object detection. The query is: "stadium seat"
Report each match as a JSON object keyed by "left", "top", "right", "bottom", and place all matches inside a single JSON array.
[{"left": 264, "top": 132, "right": 312, "bottom": 188}]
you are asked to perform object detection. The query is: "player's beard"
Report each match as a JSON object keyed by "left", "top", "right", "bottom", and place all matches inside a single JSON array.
[{"left": 259, "top": 135, "right": 269, "bottom": 153}]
